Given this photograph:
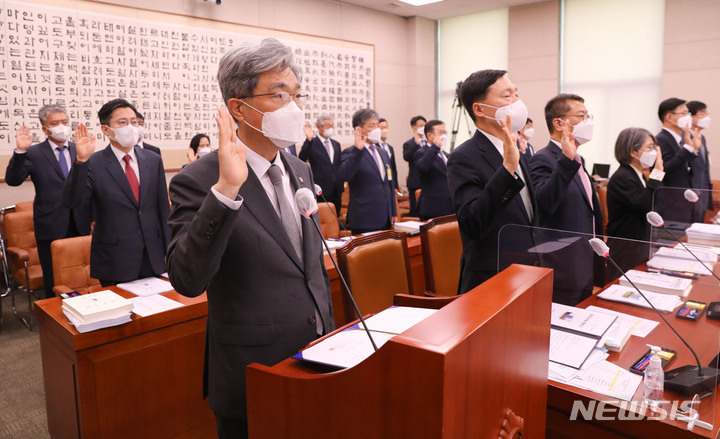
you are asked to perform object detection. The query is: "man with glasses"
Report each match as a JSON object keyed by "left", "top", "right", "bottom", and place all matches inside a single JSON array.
[
  {"left": 63, "top": 98, "right": 170, "bottom": 287},
  {"left": 299, "top": 114, "right": 343, "bottom": 215},
  {"left": 165, "top": 38, "right": 333, "bottom": 439},
  {"left": 529, "top": 93, "right": 603, "bottom": 305},
  {"left": 414, "top": 119, "right": 453, "bottom": 221}
]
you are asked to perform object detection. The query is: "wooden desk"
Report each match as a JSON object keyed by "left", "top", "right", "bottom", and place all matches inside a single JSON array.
[
  {"left": 547, "top": 277, "right": 720, "bottom": 439},
  {"left": 34, "top": 288, "right": 215, "bottom": 439}
]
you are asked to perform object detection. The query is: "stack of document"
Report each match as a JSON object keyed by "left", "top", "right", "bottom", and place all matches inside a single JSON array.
[
  {"left": 686, "top": 223, "right": 720, "bottom": 246},
  {"left": 619, "top": 270, "right": 692, "bottom": 296},
  {"left": 654, "top": 246, "right": 718, "bottom": 264},
  {"left": 597, "top": 284, "right": 684, "bottom": 313},
  {"left": 61, "top": 290, "right": 134, "bottom": 333},
  {"left": 393, "top": 220, "right": 426, "bottom": 236},
  {"left": 117, "top": 277, "right": 174, "bottom": 297},
  {"left": 549, "top": 303, "right": 617, "bottom": 369}
]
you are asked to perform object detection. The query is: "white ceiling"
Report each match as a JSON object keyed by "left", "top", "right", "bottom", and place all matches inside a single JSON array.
[{"left": 334, "top": 0, "right": 545, "bottom": 20}]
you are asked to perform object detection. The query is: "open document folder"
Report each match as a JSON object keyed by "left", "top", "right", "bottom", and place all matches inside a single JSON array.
[{"left": 293, "top": 306, "right": 437, "bottom": 369}]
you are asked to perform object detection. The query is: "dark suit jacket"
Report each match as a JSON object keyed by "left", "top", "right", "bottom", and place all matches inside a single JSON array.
[
  {"left": 298, "top": 135, "right": 343, "bottom": 200},
  {"left": 63, "top": 145, "right": 170, "bottom": 281},
  {"left": 141, "top": 142, "right": 161, "bottom": 155},
  {"left": 5, "top": 139, "right": 90, "bottom": 240},
  {"left": 286, "top": 144, "right": 297, "bottom": 156},
  {"left": 414, "top": 144, "right": 453, "bottom": 220},
  {"left": 529, "top": 141, "right": 603, "bottom": 235},
  {"left": 447, "top": 130, "right": 537, "bottom": 294},
  {"left": 403, "top": 138, "right": 422, "bottom": 189},
  {"left": 340, "top": 145, "right": 396, "bottom": 231},
  {"left": 692, "top": 134, "right": 713, "bottom": 211},
  {"left": 606, "top": 164, "right": 662, "bottom": 241},
  {"left": 380, "top": 141, "right": 399, "bottom": 190},
  {"left": 516, "top": 138, "right": 534, "bottom": 160},
  {"left": 166, "top": 150, "right": 334, "bottom": 419},
  {"left": 657, "top": 128, "right": 695, "bottom": 189}
]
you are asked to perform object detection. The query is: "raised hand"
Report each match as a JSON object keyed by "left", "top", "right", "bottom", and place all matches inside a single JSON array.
[
  {"left": 186, "top": 147, "right": 198, "bottom": 163},
  {"left": 353, "top": 126, "right": 367, "bottom": 150},
  {"left": 654, "top": 145, "right": 664, "bottom": 172},
  {"left": 559, "top": 119, "right": 577, "bottom": 160},
  {"left": 74, "top": 123, "right": 96, "bottom": 163},
  {"left": 15, "top": 126, "right": 33, "bottom": 152},
  {"left": 303, "top": 122, "right": 314, "bottom": 141},
  {"left": 214, "top": 106, "right": 248, "bottom": 200},
  {"left": 500, "top": 114, "right": 519, "bottom": 174}
]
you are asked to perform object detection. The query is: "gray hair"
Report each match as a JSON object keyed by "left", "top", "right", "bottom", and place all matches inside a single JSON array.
[
  {"left": 38, "top": 104, "right": 68, "bottom": 126},
  {"left": 316, "top": 114, "right": 333, "bottom": 126},
  {"left": 352, "top": 108, "right": 379, "bottom": 128},
  {"left": 614, "top": 127, "right": 655, "bottom": 165},
  {"left": 217, "top": 38, "right": 302, "bottom": 104}
]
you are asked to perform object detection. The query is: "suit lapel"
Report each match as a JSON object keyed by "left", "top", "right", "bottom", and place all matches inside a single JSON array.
[
  {"left": 364, "top": 146, "right": 384, "bottom": 182},
  {"left": 473, "top": 131, "right": 503, "bottom": 172},
  {"left": 38, "top": 140, "right": 65, "bottom": 179},
  {"left": 103, "top": 146, "right": 139, "bottom": 208},
  {"left": 573, "top": 156, "right": 593, "bottom": 209},
  {"left": 136, "top": 147, "right": 153, "bottom": 209}
]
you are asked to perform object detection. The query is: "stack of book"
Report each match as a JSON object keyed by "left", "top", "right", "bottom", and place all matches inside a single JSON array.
[
  {"left": 61, "top": 290, "right": 134, "bottom": 333},
  {"left": 686, "top": 223, "right": 720, "bottom": 246},
  {"left": 619, "top": 269, "right": 693, "bottom": 296}
]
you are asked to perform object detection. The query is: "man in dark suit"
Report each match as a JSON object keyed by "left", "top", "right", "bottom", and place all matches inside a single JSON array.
[
  {"left": 298, "top": 114, "right": 343, "bottom": 214},
  {"left": 165, "top": 38, "right": 333, "bottom": 439},
  {"left": 655, "top": 98, "right": 701, "bottom": 223},
  {"left": 517, "top": 117, "right": 535, "bottom": 159},
  {"left": 378, "top": 118, "right": 399, "bottom": 191},
  {"left": 403, "top": 115, "right": 426, "bottom": 216},
  {"left": 63, "top": 99, "right": 170, "bottom": 287},
  {"left": 529, "top": 93, "right": 603, "bottom": 305},
  {"left": 414, "top": 120, "right": 453, "bottom": 221},
  {"left": 5, "top": 104, "right": 90, "bottom": 298},
  {"left": 341, "top": 108, "right": 397, "bottom": 234},
  {"left": 135, "top": 112, "right": 162, "bottom": 156},
  {"left": 447, "top": 69, "right": 537, "bottom": 294},
  {"left": 688, "top": 100, "right": 713, "bottom": 218}
]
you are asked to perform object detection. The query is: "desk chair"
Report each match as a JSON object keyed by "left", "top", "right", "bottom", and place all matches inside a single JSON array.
[
  {"left": 4, "top": 210, "right": 43, "bottom": 329},
  {"left": 339, "top": 183, "right": 349, "bottom": 227},
  {"left": 318, "top": 202, "right": 351, "bottom": 239},
  {"left": 419, "top": 215, "right": 461, "bottom": 297},
  {"left": 0, "top": 202, "right": 33, "bottom": 296},
  {"left": 51, "top": 235, "right": 99, "bottom": 295},
  {"left": 336, "top": 230, "right": 412, "bottom": 319},
  {"left": 597, "top": 184, "right": 609, "bottom": 236}
]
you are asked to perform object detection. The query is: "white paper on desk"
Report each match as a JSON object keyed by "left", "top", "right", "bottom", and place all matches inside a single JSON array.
[
  {"left": 549, "top": 348, "right": 608, "bottom": 382},
  {"left": 585, "top": 306, "right": 659, "bottom": 338},
  {"left": 117, "top": 277, "right": 174, "bottom": 297},
  {"left": 597, "top": 284, "right": 683, "bottom": 313},
  {"left": 359, "top": 306, "right": 437, "bottom": 334},
  {"left": 129, "top": 295, "right": 183, "bottom": 317},
  {"left": 647, "top": 255, "right": 712, "bottom": 276},
  {"left": 568, "top": 360, "right": 642, "bottom": 401},
  {"left": 551, "top": 303, "right": 617, "bottom": 339},
  {"left": 296, "top": 329, "right": 395, "bottom": 369},
  {"left": 549, "top": 329, "right": 598, "bottom": 369}
]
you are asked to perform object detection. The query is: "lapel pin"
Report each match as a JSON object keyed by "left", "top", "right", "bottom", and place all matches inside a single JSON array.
[{"left": 298, "top": 177, "right": 304, "bottom": 184}]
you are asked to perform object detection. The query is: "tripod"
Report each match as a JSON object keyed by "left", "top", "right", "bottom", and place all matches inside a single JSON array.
[{"left": 449, "top": 94, "right": 473, "bottom": 151}]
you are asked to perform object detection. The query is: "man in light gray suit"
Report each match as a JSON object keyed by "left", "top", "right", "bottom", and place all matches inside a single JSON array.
[{"left": 166, "top": 38, "right": 334, "bottom": 439}]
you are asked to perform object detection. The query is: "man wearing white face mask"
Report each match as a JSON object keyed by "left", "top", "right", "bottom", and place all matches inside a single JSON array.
[
  {"left": 529, "top": 93, "right": 603, "bottom": 305},
  {"left": 403, "top": 115, "right": 427, "bottom": 216},
  {"left": 341, "top": 108, "right": 397, "bottom": 234},
  {"left": 298, "top": 114, "right": 343, "bottom": 215},
  {"left": 135, "top": 112, "right": 161, "bottom": 156},
  {"left": 414, "top": 120, "right": 453, "bottom": 221},
  {"left": 5, "top": 104, "right": 91, "bottom": 299},
  {"left": 63, "top": 98, "right": 170, "bottom": 287},
  {"left": 688, "top": 100, "right": 713, "bottom": 214},
  {"left": 517, "top": 118, "right": 535, "bottom": 159}
]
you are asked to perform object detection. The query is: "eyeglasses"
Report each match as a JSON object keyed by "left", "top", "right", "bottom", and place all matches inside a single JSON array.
[
  {"left": 672, "top": 111, "right": 690, "bottom": 117},
  {"left": 638, "top": 143, "right": 657, "bottom": 151},
  {"left": 238, "top": 91, "right": 309, "bottom": 107},
  {"left": 559, "top": 113, "right": 593, "bottom": 122}
]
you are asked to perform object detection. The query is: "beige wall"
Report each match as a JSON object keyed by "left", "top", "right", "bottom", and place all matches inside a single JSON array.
[{"left": 662, "top": 0, "right": 720, "bottom": 178}]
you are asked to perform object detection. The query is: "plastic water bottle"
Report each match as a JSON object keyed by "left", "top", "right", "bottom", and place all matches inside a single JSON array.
[{"left": 643, "top": 344, "right": 664, "bottom": 407}]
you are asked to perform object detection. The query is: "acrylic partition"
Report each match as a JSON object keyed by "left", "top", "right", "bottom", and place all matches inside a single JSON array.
[
  {"left": 652, "top": 187, "right": 720, "bottom": 237},
  {"left": 498, "top": 224, "right": 720, "bottom": 433}
]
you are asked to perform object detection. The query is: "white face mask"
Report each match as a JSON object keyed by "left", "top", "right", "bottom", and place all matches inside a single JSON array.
[
  {"left": 438, "top": 134, "right": 448, "bottom": 148},
  {"left": 366, "top": 127, "right": 382, "bottom": 144},
  {"left": 322, "top": 128, "right": 334, "bottom": 138},
  {"left": 481, "top": 99, "right": 528, "bottom": 133},
  {"left": 242, "top": 100, "right": 305, "bottom": 149},
  {"left": 48, "top": 124, "right": 71, "bottom": 143},
  {"left": 698, "top": 116, "right": 711, "bottom": 129},
  {"left": 676, "top": 114, "right": 693, "bottom": 131},
  {"left": 522, "top": 127, "right": 534, "bottom": 140},
  {"left": 571, "top": 119, "right": 594, "bottom": 145},
  {"left": 106, "top": 125, "right": 138, "bottom": 149},
  {"left": 197, "top": 147, "right": 211, "bottom": 158},
  {"left": 136, "top": 126, "right": 146, "bottom": 140},
  {"left": 636, "top": 149, "right": 657, "bottom": 169},
  {"left": 416, "top": 127, "right": 425, "bottom": 137}
]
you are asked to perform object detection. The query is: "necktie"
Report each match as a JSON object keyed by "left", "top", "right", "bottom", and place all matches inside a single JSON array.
[
  {"left": 123, "top": 155, "right": 140, "bottom": 203},
  {"left": 57, "top": 145, "right": 69, "bottom": 177},
  {"left": 438, "top": 149, "right": 447, "bottom": 165},
  {"left": 574, "top": 154, "right": 593, "bottom": 210},
  {"left": 266, "top": 164, "right": 303, "bottom": 264},
  {"left": 324, "top": 139, "right": 333, "bottom": 163},
  {"left": 369, "top": 145, "right": 385, "bottom": 179}
]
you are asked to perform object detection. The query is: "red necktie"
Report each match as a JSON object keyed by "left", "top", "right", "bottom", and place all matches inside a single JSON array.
[{"left": 123, "top": 154, "right": 140, "bottom": 203}]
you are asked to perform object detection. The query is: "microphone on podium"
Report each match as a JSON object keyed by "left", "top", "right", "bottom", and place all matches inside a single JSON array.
[
  {"left": 646, "top": 211, "right": 720, "bottom": 283},
  {"left": 295, "top": 187, "right": 378, "bottom": 351},
  {"left": 589, "top": 237, "right": 720, "bottom": 395},
  {"left": 684, "top": 189, "right": 720, "bottom": 226},
  {"left": 314, "top": 184, "right": 350, "bottom": 235}
]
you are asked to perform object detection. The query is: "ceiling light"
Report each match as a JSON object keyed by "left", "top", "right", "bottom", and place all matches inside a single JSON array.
[{"left": 398, "top": 0, "right": 442, "bottom": 6}]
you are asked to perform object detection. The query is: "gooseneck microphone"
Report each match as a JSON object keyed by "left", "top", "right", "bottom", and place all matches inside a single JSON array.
[
  {"left": 314, "top": 184, "right": 351, "bottom": 236},
  {"left": 589, "top": 238, "right": 719, "bottom": 395},
  {"left": 295, "top": 187, "right": 378, "bottom": 351},
  {"left": 684, "top": 189, "right": 720, "bottom": 226},
  {"left": 647, "top": 211, "right": 720, "bottom": 283}
]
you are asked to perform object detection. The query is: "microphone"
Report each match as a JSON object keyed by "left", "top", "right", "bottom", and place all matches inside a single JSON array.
[
  {"left": 684, "top": 189, "right": 720, "bottom": 226},
  {"left": 295, "top": 187, "right": 378, "bottom": 351},
  {"left": 647, "top": 211, "right": 720, "bottom": 283},
  {"left": 589, "top": 237, "right": 719, "bottom": 395},
  {"left": 313, "top": 184, "right": 350, "bottom": 236}
]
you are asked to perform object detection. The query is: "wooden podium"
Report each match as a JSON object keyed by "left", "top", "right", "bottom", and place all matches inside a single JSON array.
[{"left": 246, "top": 264, "right": 553, "bottom": 438}]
